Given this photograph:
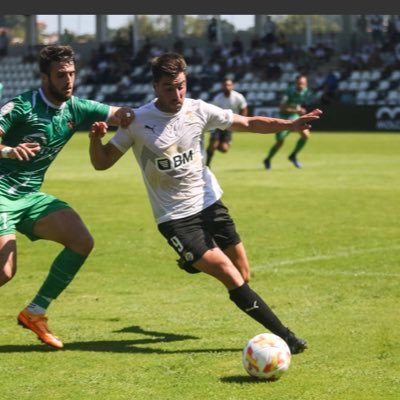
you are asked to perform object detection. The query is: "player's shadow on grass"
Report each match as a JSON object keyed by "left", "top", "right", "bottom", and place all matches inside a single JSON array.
[
  {"left": 0, "top": 325, "right": 241, "bottom": 354},
  {"left": 220, "top": 376, "right": 274, "bottom": 384}
]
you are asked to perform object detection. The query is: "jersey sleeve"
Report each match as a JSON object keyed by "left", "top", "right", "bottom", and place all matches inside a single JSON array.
[
  {"left": 109, "top": 126, "right": 135, "bottom": 154},
  {"left": 72, "top": 97, "right": 111, "bottom": 131},
  {"left": 0, "top": 98, "right": 26, "bottom": 138},
  {"left": 202, "top": 101, "right": 233, "bottom": 131},
  {"left": 239, "top": 93, "right": 248, "bottom": 109}
]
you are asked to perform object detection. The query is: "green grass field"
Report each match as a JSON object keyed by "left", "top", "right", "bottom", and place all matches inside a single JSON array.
[{"left": 1, "top": 132, "right": 399, "bottom": 399}]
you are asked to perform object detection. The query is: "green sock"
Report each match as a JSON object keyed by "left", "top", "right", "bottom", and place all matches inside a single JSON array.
[
  {"left": 31, "top": 248, "right": 88, "bottom": 310},
  {"left": 266, "top": 143, "right": 281, "bottom": 160},
  {"left": 291, "top": 137, "right": 307, "bottom": 157}
]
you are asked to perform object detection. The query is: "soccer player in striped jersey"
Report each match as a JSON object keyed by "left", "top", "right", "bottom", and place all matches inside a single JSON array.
[
  {"left": 89, "top": 53, "right": 322, "bottom": 354},
  {"left": 0, "top": 45, "right": 134, "bottom": 348}
]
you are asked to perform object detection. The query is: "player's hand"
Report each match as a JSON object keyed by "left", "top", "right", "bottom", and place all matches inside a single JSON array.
[
  {"left": 292, "top": 108, "right": 322, "bottom": 131},
  {"left": 115, "top": 107, "right": 134, "bottom": 128},
  {"left": 299, "top": 107, "right": 307, "bottom": 115},
  {"left": 4, "top": 142, "right": 41, "bottom": 161},
  {"left": 89, "top": 121, "right": 108, "bottom": 139}
]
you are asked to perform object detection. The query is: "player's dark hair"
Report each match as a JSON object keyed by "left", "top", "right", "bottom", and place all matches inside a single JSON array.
[
  {"left": 151, "top": 52, "right": 187, "bottom": 82},
  {"left": 39, "top": 45, "right": 76, "bottom": 75}
]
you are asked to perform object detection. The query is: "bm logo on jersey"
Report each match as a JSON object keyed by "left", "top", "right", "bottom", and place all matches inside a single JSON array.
[{"left": 156, "top": 149, "right": 194, "bottom": 171}]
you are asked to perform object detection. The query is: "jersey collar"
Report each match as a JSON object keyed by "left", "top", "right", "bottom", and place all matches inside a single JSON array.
[{"left": 39, "top": 88, "right": 67, "bottom": 110}]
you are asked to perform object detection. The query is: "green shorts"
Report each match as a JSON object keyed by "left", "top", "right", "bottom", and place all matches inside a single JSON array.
[
  {"left": 276, "top": 112, "right": 300, "bottom": 141},
  {"left": 0, "top": 192, "right": 70, "bottom": 241}
]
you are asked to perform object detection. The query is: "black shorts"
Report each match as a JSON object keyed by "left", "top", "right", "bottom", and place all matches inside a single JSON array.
[
  {"left": 157, "top": 200, "right": 241, "bottom": 273},
  {"left": 210, "top": 129, "right": 233, "bottom": 144}
]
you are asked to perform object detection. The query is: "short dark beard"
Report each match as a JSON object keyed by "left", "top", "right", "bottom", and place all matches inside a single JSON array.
[{"left": 47, "top": 77, "right": 71, "bottom": 103}]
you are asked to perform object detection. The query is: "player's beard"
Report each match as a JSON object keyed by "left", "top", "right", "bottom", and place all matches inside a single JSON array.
[{"left": 47, "top": 79, "right": 73, "bottom": 103}]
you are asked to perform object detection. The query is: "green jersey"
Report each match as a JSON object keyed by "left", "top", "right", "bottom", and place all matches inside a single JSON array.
[
  {"left": 280, "top": 86, "right": 311, "bottom": 119},
  {"left": 0, "top": 88, "right": 110, "bottom": 199}
]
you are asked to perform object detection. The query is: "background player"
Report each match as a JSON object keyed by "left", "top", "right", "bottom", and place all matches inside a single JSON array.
[
  {"left": 263, "top": 74, "right": 313, "bottom": 170},
  {"left": 206, "top": 78, "right": 248, "bottom": 167}
]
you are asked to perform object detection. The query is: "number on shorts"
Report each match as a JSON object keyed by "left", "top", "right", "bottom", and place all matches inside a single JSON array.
[{"left": 170, "top": 235, "right": 184, "bottom": 252}]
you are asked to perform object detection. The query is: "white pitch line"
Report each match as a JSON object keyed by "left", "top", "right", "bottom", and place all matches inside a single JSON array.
[
  {"left": 260, "top": 267, "right": 400, "bottom": 278},
  {"left": 254, "top": 245, "right": 400, "bottom": 278}
]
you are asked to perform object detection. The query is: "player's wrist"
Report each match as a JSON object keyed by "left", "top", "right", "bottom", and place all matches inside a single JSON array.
[
  {"left": 1, "top": 146, "right": 13, "bottom": 158},
  {"left": 88, "top": 132, "right": 104, "bottom": 140}
]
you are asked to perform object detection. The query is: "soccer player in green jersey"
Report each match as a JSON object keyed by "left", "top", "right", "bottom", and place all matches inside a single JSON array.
[
  {"left": 0, "top": 45, "right": 134, "bottom": 348},
  {"left": 263, "top": 75, "right": 313, "bottom": 170}
]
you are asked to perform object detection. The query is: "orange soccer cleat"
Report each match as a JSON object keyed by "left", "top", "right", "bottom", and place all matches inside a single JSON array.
[{"left": 17, "top": 309, "right": 64, "bottom": 349}]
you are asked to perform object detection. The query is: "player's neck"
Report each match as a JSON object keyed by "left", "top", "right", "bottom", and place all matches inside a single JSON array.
[
  {"left": 41, "top": 87, "right": 64, "bottom": 107},
  {"left": 39, "top": 87, "right": 65, "bottom": 109}
]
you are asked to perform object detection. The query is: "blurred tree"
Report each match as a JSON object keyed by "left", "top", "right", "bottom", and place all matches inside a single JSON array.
[
  {"left": 0, "top": 15, "right": 26, "bottom": 43},
  {"left": 185, "top": 16, "right": 206, "bottom": 37},
  {"left": 220, "top": 19, "right": 236, "bottom": 36},
  {"left": 61, "top": 29, "right": 75, "bottom": 44},
  {"left": 0, "top": 15, "right": 25, "bottom": 29},
  {"left": 139, "top": 15, "right": 171, "bottom": 38},
  {"left": 111, "top": 15, "right": 238, "bottom": 41},
  {"left": 278, "top": 15, "right": 341, "bottom": 34}
]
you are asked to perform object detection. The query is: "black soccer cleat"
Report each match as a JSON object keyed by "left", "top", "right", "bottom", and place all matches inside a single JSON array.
[
  {"left": 283, "top": 331, "right": 308, "bottom": 354},
  {"left": 263, "top": 158, "right": 271, "bottom": 170},
  {"left": 288, "top": 154, "right": 302, "bottom": 169}
]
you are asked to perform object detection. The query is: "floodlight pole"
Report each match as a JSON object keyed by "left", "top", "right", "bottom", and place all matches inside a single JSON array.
[
  {"left": 305, "top": 15, "right": 313, "bottom": 49},
  {"left": 96, "top": 15, "right": 108, "bottom": 44},
  {"left": 132, "top": 15, "right": 139, "bottom": 57}
]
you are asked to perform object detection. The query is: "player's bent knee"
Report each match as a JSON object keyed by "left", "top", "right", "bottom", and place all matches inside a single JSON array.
[
  {"left": 301, "top": 130, "right": 310, "bottom": 139},
  {"left": 177, "top": 256, "right": 201, "bottom": 274},
  {"left": 81, "top": 235, "right": 95, "bottom": 255},
  {"left": 0, "top": 268, "right": 16, "bottom": 285},
  {"left": 69, "top": 233, "right": 94, "bottom": 256}
]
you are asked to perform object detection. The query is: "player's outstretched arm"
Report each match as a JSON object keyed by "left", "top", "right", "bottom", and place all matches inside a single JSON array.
[
  {"left": 88, "top": 121, "right": 124, "bottom": 170},
  {"left": 230, "top": 108, "right": 322, "bottom": 134},
  {"left": 107, "top": 106, "right": 134, "bottom": 128},
  {"left": 292, "top": 108, "right": 322, "bottom": 131}
]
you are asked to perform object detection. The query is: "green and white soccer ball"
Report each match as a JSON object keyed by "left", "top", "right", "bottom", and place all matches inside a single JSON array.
[{"left": 242, "top": 332, "right": 291, "bottom": 381}]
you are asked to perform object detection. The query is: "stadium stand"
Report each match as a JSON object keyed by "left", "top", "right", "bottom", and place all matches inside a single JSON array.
[{"left": 1, "top": 15, "right": 400, "bottom": 109}]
